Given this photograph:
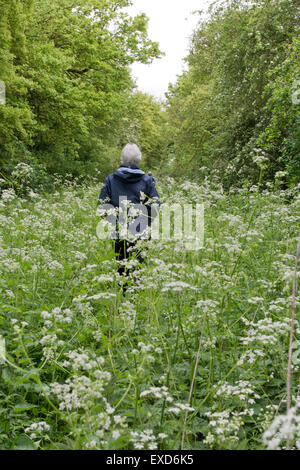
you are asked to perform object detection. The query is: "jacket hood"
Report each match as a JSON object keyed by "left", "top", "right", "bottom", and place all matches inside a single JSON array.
[{"left": 114, "top": 165, "right": 145, "bottom": 184}]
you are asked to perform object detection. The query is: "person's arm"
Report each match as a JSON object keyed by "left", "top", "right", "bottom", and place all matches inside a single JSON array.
[
  {"left": 97, "top": 176, "right": 112, "bottom": 207},
  {"left": 146, "top": 177, "right": 160, "bottom": 224},
  {"left": 97, "top": 177, "right": 113, "bottom": 220},
  {"left": 148, "top": 179, "right": 160, "bottom": 206}
]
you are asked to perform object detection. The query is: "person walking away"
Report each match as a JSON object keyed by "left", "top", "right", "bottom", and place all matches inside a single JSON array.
[{"left": 97, "top": 144, "right": 160, "bottom": 285}]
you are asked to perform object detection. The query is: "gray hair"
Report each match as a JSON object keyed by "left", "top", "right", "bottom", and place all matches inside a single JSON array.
[{"left": 121, "top": 144, "right": 142, "bottom": 166}]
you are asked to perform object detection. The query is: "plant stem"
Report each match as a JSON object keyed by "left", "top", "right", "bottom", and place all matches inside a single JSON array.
[{"left": 181, "top": 322, "right": 204, "bottom": 450}]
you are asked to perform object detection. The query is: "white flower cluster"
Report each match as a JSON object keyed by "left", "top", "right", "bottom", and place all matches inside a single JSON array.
[
  {"left": 167, "top": 403, "right": 194, "bottom": 415},
  {"left": 217, "top": 213, "right": 243, "bottom": 227},
  {"left": 41, "top": 307, "right": 73, "bottom": 326},
  {"left": 92, "top": 274, "right": 115, "bottom": 283},
  {"left": 132, "top": 342, "right": 163, "bottom": 356},
  {"left": 267, "top": 297, "right": 287, "bottom": 313},
  {"left": 263, "top": 398, "right": 300, "bottom": 450},
  {"left": 10, "top": 318, "right": 28, "bottom": 334},
  {"left": 28, "top": 190, "right": 38, "bottom": 199},
  {"left": 203, "top": 381, "right": 261, "bottom": 447},
  {"left": 6, "top": 289, "right": 15, "bottom": 299},
  {"left": 71, "top": 251, "right": 87, "bottom": 261},
  {"left": 25, "top": 421, "right": 50, "bottom": 440},
  {"left": 237, "top": 348, "right": 265, "bottom": 365},
  {"left": 48, "top": 260, "right": 64, "bottom": 271},
  {"left": 195, "top": 299, "right": 219, "bottom": 311},
  {"left": 61, "top": 349, "right": 105, "bottom": 371},
  {"left": 204, "top": 411, "right": 243, "bottom": 447},
  {"left": 40, "top": 333, "right": 62, "bottom": 346},
  {"left": 240, "top": 317, "right": 290, "bottom": 346},
  {"left": 214, "top": 380, "right": 260, "bottom": 404},
  {"left": 130, "top": 429, "right": 166, "bottom": 450},
  {"left": 12, "top": 162, "right": 34, "bottom": 178},
  {"left": 117, "top": 257, "right": 140, "bottom": 272},
  {"left": 82, "top": 409, "right": 127, "bottom": 449},
  {"left": 47, "top": 369, "right": 111, "bottom": 411},
  {"left": 275, "top": 171, "right": 287, "bottom": 180},
  {"left": 180, "top": 182, "right": 202, "bottom": 193},
  {"left": 83, "top": 264, "right": 98, "bottom": 271},
  {"left": 140, "top": 386, "right": 173, "bottom": 402},
  {"left": 245, "top": 230, "right": 264, "bottom": 243},
  {"left": 217, "top": 241, "right": 242, "bottom": 254},
  {"left": 87, "top": 292, "right": 116, "bottom": 300},
  {"left": 252, "top": 149, "right": 268, "bottom": 166},
  {"left": 195, "top": 299, "right": 220, "bottom": 322},
  {"left": 139, "top": 386, "right": 194, "bottom": 418},
  {"left": 130, "top": 341, "right": 163, "bottom": 368},
  {"left": 1, "top": 188, "right": 16, "bottom": 203},
  {"left": 247, "top": 297, "right": 265, "bottom": 304},
  {"left": 118, "top": 300, "right": 137, "bottom": 330},
  {"left": 162, "top": 281, "right": 198, "bottom": 292},
  {"left": 40, "top": 307, "right": 73, "bottom": 358},
  {"left": 200, "top": 337, "right": 217, "bottom": 350},
  {"left": 92, "top": 330, "right": 101, "bottom": 342}
]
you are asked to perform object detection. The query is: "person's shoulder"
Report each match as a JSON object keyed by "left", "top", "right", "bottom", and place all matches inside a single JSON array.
[
  {"left": 144, "top": 175, "right": 156, "bottom": 189},
  {"left": 140, "top": 173, "right": 150, "bottom": 183},
  {"left": 105, "top": 173, "right": 114, "bottom": 182},
  {"left": 143, "top": 174, "right": 156, "bottom": 183}
]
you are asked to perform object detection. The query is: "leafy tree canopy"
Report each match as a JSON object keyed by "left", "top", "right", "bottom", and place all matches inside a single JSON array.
[{"left": 0, "top": 0, "right": 162, "bottom": 178}]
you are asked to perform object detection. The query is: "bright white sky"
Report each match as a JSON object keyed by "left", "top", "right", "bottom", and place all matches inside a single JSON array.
[{"left": 126, "top": 0, "right": 214, "bottom": 99}]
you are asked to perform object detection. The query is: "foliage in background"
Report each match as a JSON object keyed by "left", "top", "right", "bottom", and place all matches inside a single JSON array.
[
  {"left": 116, "top": 91, "right": 168, "bottom": 170},
  {"left": 1, "top": 0, "right": 299, "bottom": 190},
  {"left": 0, "top": 0, "right": 164, "bottom": 181},
  {"left": 166, "top": 0, "right": 300, "bottom": 187},
  {"left": 0, "top": 174, "right": 299, "bottom": 449},
  {"left": 257, "top": 37, "right": 300, "bottom": 186}
]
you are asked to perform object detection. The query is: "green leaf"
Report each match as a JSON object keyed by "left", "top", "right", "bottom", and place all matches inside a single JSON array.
[
  {"left": 13, "top": 435, "right": 37, "bottom": 450},
  {"left": 13, "top": 403, "right": 38, "bottom": 413}
]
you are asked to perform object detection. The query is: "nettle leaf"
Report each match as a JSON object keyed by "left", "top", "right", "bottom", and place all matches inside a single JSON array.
[
  {"left": 13, "top": 403, "right": 38, "bottom": 413},
  {"left": 1, "top": 367, "right": 15, "bottom": 384},
  {"left": 13, "top": 435, "right": 37, "bottom": 450}
]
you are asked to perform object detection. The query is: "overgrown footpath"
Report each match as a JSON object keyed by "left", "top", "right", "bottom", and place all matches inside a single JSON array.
[{"left": 0, "top": 176, "right": 299, "bottom": 450}]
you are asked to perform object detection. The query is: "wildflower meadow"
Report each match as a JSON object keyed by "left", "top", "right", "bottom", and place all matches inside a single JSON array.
[{"left": 0, "top": 173, "right": 299, "bottom": 450}]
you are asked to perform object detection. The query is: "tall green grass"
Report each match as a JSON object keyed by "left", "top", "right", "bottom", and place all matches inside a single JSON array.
[{"left": 0, "top": 177, "right": 299, "bottom": 450}]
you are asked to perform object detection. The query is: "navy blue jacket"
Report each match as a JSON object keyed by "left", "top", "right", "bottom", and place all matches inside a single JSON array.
[{"left": 98, "top": 164, "right": 160, "bottom": 209}]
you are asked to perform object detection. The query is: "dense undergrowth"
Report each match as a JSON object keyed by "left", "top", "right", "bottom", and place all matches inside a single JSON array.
[{"left": 0, "top": 175, "right": 299, "bottom": 450}]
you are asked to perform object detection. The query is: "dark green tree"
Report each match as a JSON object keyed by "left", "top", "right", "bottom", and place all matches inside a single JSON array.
[
  {"left": 0, "top": 0, "right": 161, "bottom": 178},
  {"left": 166, "top": 0, "right": 300, "bottom": 187}
]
